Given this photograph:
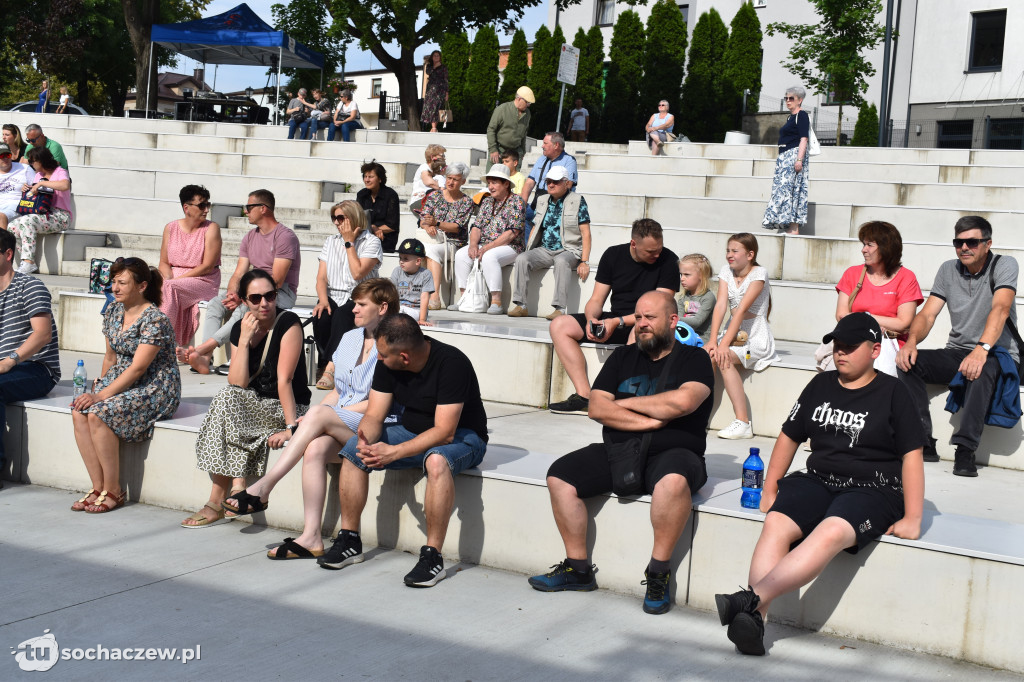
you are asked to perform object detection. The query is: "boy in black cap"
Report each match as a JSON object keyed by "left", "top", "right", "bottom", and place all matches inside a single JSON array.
[
  {"left": 391, "top": 238, "right": 434, "bottom": 326},
  {"left": 714, "top": 312, "right": 926, "bottom": 656}
]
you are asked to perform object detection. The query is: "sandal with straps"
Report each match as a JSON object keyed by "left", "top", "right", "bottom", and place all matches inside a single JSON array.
[
  {"left": 221, "top": 489, "right": 268, "bottom": 516},
  {"left": 316, "top": 369, "right": 335, "bottom": 390},
  {"left": 181, "top": 504, "right": 233, "bottom": 529},
  {"left": 71, "top": 489, "right": 100, "bottom": 512},
  {"left": 85, "top": 489, "right": 126, "bottom": 514}
]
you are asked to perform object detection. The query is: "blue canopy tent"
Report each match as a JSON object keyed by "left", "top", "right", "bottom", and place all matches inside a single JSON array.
[{"left": 149, "top": 3, "right": 324, "bottom": 123}]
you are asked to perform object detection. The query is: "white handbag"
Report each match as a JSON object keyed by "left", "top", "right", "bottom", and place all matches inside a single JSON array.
[
  {"left": 808, "top": 127, "right": 822, "bottom": 156},
  {"left": 457, "top": 258, "right": 489, "bottom": 313}
]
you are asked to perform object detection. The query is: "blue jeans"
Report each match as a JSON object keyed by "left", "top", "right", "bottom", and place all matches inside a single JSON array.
[
  {"left": 0, "top": 361, "right": 57, "bottom": 471},
  {"left": 287, "top": 118, "right": 310, "bottom": 139},
  {"left": 335, "top": 120, "right": 363, "bottom": 142},
  {"left": 341, "top": 424, "right": 487, "bottom": 474},
  {"left": 309, "top": 117, "right": 332, "bottom": 140}
]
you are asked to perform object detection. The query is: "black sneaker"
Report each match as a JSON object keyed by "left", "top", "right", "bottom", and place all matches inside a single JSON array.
[
  {"left": 528, "top": 560, "right": 597, "bottom": 592},
  {"left": 714, "top": 586, "right": 761, "bottom": 626},
  {"left": 642, "top": 569, "right": 671, "bottom": 614},
  {"left": 923, "top": 438, "right": 940, "bottom": 462},
  {"left": 317, "top": 531, "right": 364, "bottom": 570},
  {"left": 953, "top": 445, "right": 978, "bottom": 477},
  {"left": 404, "top": 545, "right": 446, "bottom": 587},
  {"left": 549, "top": 393, "right": 589, "bottom": 415},
  {"left": 728, "top": 610, "right": 766, "bottom": 655}
]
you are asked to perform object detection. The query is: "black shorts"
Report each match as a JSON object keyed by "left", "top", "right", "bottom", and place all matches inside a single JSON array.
[
  {"left": 569, "top": 313, "right": 632, "bottom": 346},
  {"left": 768, "top": 472, "right": 904, "bottom": 553},
  {"left": 547, "top": 442, "right": 708, "bottom": 498}
]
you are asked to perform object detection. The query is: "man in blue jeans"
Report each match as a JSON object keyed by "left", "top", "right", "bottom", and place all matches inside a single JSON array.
[
  {"left": 325, "top": 313, "right": 488, "bottom": 587},
  {"left": 0, "top": 229, "right": 61, "bottom": 487}
]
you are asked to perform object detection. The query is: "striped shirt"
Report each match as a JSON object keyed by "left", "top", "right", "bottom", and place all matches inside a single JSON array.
[
  {"left": 0, "top": 273, "right": 61, "bottom": 380},
  {"left": 319, "top": 230, "right": 382, "bottom": 303}
]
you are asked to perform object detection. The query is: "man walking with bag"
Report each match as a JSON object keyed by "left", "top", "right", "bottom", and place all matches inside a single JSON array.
[{"left": 527, "top": 291, "right": 714, "bottom": 615}]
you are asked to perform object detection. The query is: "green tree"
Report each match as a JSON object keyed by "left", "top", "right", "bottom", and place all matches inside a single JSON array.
[
  {"left": 724, "top": 0, "right": 762, "bottom": 121},
  {"left": 640, "top": 0, "right": 687, "bottom": 124},
  {"left": 680, "top": 8, "right": 735, "bottom": 142},
  {"left": 568, "top": 26, "right": 604, "bottom": 138},
  {"left": 604, "top": 10, "right": 645, "bottom": 143},
  {"left": 272, "top": 0, "right": 349, "bottom": 97},
  {"left": 851, "top": 101, "right": 879, "bottom": 146},
  {"left": 767, "top": 0, "right": 884, "bottom": 141},
  {"left": 464, "top": 26, "right": 500, "bottom": 133},
  {"left": 527, "top": 24, "right": 556, "bottom": 136},
  {"left": 498, "top": 28, "right": 529, "bottom": 104},
  {"left": 441, "top": 31, "right": 471, "bottom": 132}
]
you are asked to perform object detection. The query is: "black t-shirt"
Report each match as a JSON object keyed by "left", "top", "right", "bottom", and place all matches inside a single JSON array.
[
  {"left": 781, "top": 371, "right": 926, "bottom": 493},
  {"left": 357, "top": 185, "right": 400, "bottom": 252},
  {"left": 230, "top": 309, "right": 311, "bottom": 406},
  {"left": 596, "top": 243, "right": 680, "bottom": 317},
  {"left": 371, "top": 337, "right": 488, "bottom": 441},
  {"left": 592, "top": 342, "right": 714, "bottom": 456}
]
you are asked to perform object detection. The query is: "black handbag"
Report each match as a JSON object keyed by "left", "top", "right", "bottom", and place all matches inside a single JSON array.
[{"left": 605, "top": 344, "right": 680, "bottom": 496}]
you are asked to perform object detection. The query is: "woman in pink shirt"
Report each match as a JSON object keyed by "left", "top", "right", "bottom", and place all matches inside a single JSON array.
[{"left": 8, "top": 147, "right": 71, "bottom": 274}]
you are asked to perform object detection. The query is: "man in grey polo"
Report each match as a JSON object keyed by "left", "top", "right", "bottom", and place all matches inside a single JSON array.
[
  {"left": 896, "top": 215, "right": 1020, "bottom": 477},
  {"left": 508, "top": 166, "right": 591, "bottom": 320}
]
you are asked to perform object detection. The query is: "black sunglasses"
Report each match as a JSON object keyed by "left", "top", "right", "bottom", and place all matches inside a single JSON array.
[
  {"left": 246, "top": 290, "right": 278, "bottom": 305},
  {"left": 114, "top": 256, "right": 145, "bottom": 267},
  {"left": 785, "top": 96, "right": 797, "bottom": 101},
  {"left": 186, "top": 201, "right": 211, "bottom": 210},
  {"left": 331, "top": 214, "right": 348, "bottom": 223},
  {"left": 26, "top": 135, "right": 40, "bottom": 144},
  {"left": 953, "top": 238, "right": 985, "bottom": 249},
  {"left": 244, "top": 203, "right": 267, "bottom": 212}
]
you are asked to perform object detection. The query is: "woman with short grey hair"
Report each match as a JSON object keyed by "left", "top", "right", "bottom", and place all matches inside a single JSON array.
[
  {"left": 417, "top": 162, "right": 473, "bottom": 309},
  {"left": 763, "top": 86, "right": 810, "bottom": 235},
  {"left": 644, "top": 100, "right": 675, "bottom": 155}
]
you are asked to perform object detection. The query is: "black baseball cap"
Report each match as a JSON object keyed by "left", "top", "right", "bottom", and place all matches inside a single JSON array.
[
  {"left": 398, "top": 238, "right": 426, "bottom": 257},
  {"left": 823, "top": 312, "right": 882, "bottom": 345}
]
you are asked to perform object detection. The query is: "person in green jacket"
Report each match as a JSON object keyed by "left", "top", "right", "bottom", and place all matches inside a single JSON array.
[
  {"left": 487, "top": 86, "right": 534, "bottom": 165},
  {"left": 22, "top": 124, "right": 68, "bottom": 172}
]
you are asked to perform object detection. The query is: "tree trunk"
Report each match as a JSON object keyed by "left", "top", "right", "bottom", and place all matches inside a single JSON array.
[
  {"left": 836, "top": 102, "right": 843, "bottom": 146},
  {"left": 76, "top": 73, "right": 91, "bottom": 112},
  {"left": 395, "top": 47, "right": 421, "bottom": 131},
  {"left": 122, "top": 0, "right": 159, "bottom": 114}
]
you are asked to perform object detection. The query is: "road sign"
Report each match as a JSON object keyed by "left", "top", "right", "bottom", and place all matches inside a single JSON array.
[{"left": 557, "top": 44, "right": 579, "bottom": 86}]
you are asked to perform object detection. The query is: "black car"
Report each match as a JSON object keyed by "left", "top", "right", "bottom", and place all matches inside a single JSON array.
[{"left": 8, "top": 100, "right": 89, "bottom": 115}]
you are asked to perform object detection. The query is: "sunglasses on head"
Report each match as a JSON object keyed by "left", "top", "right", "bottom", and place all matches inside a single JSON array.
[
  {"left": 186, "top": 201, "right": 211, "bottom": 210},
  {"left": 244, "top": 203, "right": 267, "bottom": 213},
  {"left": 953, "top": 238, "right": 984, "bottom": 249},
  {"left": 245, "top": 290, "right": 278, "bottom": 305},
  {"left": 114, "top": 256, "right": 145, "bottom": 267}
]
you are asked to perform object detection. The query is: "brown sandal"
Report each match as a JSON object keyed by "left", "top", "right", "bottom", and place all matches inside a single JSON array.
[
  {"left": 71, "top": 489, "right": 100, "bottom": 512},
  {"left": 85, "top": 489, "right": 127, "bottom": 514},
  {"left": 316, "top": 369, "right": 334, "bottom": 390}
]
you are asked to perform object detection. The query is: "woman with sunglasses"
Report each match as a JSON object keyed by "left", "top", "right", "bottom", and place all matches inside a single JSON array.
[
  {"left": 70, "top": 257, "right": 181, "bottom": 513},
  {"left": 158, "top": 185, "right": 223, "bottom": 346},
  {"left": 763, "top": 86, "right": 810, "bottom": 235},
  {"left": 644, "top": 100, "right": 675, "bottom": 156},
  {"left": 186, "top": 268, "right": 311, "bottom": 527},
  {"left": 311, "top": 200, "right": 381, "bottom": 390}
]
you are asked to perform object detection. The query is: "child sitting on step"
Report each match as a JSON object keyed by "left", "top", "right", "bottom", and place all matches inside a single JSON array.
[
  {"left": 677, "top": 253, "right": 716, "bottom": 344},
  {"left": 390, "top": 238, "right": 434, "bottom": 326}
]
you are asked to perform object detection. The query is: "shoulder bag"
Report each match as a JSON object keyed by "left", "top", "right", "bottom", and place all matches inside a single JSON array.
[
  {"left": 815, "top": 267, "right": 866, "bottom": 372},
  {"left": 605, "top": 344, "right": 681, "bottom": 496},
  {"left": 989, "top": 255, "right": 1024, "bottom": 356}
]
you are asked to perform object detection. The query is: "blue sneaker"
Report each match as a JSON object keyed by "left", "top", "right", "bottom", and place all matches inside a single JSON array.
[
  {"left": 642, "top": 569, "right": 671, "bottom": 614},
  {"left": 528, "top": 560, "right": 597, "bottom": 592}
]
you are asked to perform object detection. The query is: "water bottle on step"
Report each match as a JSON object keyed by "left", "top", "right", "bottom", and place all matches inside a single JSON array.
[{"left": 741, "top": 447, "right": 764, "bottom": 509}]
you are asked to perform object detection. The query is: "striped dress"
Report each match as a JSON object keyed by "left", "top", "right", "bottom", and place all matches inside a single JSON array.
[
  {"left": 331, "top": 327, "right": 381, "bottom": 431},
  {"left": 160, "top": 219, "right": 221, "bottom": 346}
]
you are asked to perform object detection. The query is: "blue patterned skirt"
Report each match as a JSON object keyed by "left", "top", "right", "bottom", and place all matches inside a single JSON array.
[{"left": 762, "top": 147, "right": 809, "bottom": 230}]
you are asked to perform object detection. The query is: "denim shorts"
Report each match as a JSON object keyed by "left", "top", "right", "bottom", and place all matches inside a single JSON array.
[{"left": 341, "top": 424, "right": 487, "bottom": 475}]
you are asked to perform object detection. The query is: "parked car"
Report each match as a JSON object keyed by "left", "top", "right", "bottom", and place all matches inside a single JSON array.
[{"left": 8, "top": 101, "right": 89, "bottom": 116}]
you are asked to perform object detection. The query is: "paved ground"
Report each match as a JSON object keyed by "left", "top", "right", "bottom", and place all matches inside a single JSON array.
[{"left": 2, "top": 484, "right": 1021, "bottom": 681}]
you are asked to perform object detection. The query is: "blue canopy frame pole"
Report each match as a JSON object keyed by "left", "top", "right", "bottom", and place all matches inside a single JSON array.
[{"left": 145, "top": 44, "right": 155, "bottom": 118}]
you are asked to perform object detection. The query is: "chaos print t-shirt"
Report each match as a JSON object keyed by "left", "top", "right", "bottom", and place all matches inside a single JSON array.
[{"left": 781, "top": 371, "right": 926, "bottom": 492}]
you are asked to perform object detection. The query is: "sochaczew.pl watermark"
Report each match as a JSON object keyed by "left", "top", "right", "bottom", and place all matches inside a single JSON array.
[{"left": 11, "top": 630, "right": 201, "bottom": 672}]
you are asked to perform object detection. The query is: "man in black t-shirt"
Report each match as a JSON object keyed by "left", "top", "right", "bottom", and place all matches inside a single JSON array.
[
  {"left": 548, "top": 219, "right": 679, "bottom": 415},
  {"left": 330, "top": 314, "right": 488, "bottom": 587},
  {"left": 530, "top": 292, "right": 713, "bottom": 615},
  {"left": 715, "top": 313, "right": 926, "bottom": 656}
]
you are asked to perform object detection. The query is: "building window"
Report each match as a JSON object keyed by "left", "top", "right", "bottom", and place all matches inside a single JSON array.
[
  {"left": 677, "top": 4, "right": 689, "bottom": 26},
  {"left": 371, "top": 78, "right": 382, "bottom": 98},
  {"left": 986, "top": 118, "right": 1023, "bottom": 150},
  {"left": 936, "top": 120, "right": 974, "bottom": 149},
  {"left": 968, "top": 9, "right": 1006, "bottom": 73},
  {"left": 596, "top": 0, "right": 615, "bottom": 26}
]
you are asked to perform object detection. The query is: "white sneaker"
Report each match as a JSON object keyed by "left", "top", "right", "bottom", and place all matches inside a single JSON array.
[
  {"left": 718, "top": 419, "right": 753, "bottom": 439},
  {"left": 17, "top": 261, "right": 38, "bottom": 275}
]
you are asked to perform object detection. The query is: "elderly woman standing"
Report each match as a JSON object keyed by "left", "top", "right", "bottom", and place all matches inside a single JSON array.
[
  {"left": 418, "top": 162, "right": 473, "bottom": 310},
  {"left": 450, "top": 164, "right": 526, "bottom": 315},
  {"left": 158, "top": 185, "right": 222, "bottom": 346},
  {"left": 421, "top": 50, "right": 449, "bottom": 134},
  {"left": 645, "top": 100, "right": 675, "bottom": 155},
  {"left": 763, "top": 86, "right": 810, "bottom": 235},
  {"left": 70, "top": 258, "right": 181, "bottom": 513}
]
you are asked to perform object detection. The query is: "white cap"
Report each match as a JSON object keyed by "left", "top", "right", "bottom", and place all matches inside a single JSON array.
[{"left": 544, "top": 166, "right": 570, "bottom": 183}]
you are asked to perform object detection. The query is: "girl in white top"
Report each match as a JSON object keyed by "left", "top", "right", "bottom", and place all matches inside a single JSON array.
[
  {"left": 409, "top": 143, "right": 446, "bottom": 210},
  {"left": 55, "top": 86, "right": 70, "bottom": 114},
  {"left": 706, "top": 232, "right": 780, "bottom": 439}
]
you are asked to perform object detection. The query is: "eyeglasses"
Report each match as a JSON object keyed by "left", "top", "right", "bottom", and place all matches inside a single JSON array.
[
  {"left": 331, "top": 214, "right": 348, "bottom": 223},
  {"left": 545, "top": 178, "right": 563, "bottom": 185},
  {"left": 245, "top": 290, "right": 278, "bottom": 305},
  {"left": 186, "top": 201, "right": 211, "bottom": 210},
  {"left": 785, "top": 96, "right": 797, "bottom": 102},
  {"left": 658, "top": 103, "right": 668, "bottom": 107},
  {"left": 244, "top": 203, "right": 267, "bottom": 213},
  {"left": 953, "top": 238, "right": 985, "bottom": 249},
  {"left": 26, "top": 135, "right": 40, "bottom": 144}
]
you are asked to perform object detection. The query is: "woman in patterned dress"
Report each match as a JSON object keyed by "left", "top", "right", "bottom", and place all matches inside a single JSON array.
[
  {"left": 420, "top": 50, "right": 448, "bottom": 133},
  {"left": 205, "top": 280, "right": 400, "bottom": 559},
  {"left": 762, "top": 86, "right": 810, "bottom": 235},
  {"left": 188, "top": 269, "right": 311, "bottom": 525},
  {"left": 70, "top": 258, "right": 181, "bottom": 513},
  {"left": 450, "top": 164, "right": 526, "bottom": 314},
  {"left": 158, "top": 185, "right": 222, "bottom": 346},
  {"left": 417, "top": 162, "right": 473, "bottom": 309}
]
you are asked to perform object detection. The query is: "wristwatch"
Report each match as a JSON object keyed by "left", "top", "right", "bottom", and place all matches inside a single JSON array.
[
  {"left": 978, "top": 342, "right": 992, "bottom": 353},
  {"left": 286, "top": 423, "right": 297, "bottom": 434},
  {"left": 344, "top": 241, "right": 353, "bottom": 249},
  {"left": 7, "top": 351, "right": 19, "bottom": 365},
  {"left": 618, "top": 316, "right": 626, "bottom": 328}
]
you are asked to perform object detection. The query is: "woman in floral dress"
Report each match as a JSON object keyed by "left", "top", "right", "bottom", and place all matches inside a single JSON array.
[
  {"left": 70, "top": 258, "right": 181, "bottom": 513},
  {"left": 417, "top": 162, "right": 474, "bottom": 309},
  {"left": 420, "top": 50, "right": 449, "bottom": 133}
]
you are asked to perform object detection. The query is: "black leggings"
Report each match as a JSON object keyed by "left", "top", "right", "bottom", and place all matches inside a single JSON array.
[{"left": 312, "top": 298, "right": 356, "bottom": 369}]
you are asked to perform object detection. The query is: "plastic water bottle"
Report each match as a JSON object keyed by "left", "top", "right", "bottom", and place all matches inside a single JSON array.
[
  {"left": 73, "top": 360, "right": 88, "bottom": 398},
  {"left": 740, "top": 447, "right": 764, "bottom": 509}
]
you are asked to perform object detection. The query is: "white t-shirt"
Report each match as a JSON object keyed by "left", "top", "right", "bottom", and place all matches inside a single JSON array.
[
  {"left": 0, "top": 162, "right": 33, "bottom": 219},
  {"left": 337, "top": 101, "right": 359, "bottom": 121},
  {"left": 59, "top": 94, "right": 70, "bottom": 106},
  {"left": 569, "top": 107, "right": 589, "bottom": 131},
  {"left": 409, "top": 163, "right": 444, "bottom": 208}
]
